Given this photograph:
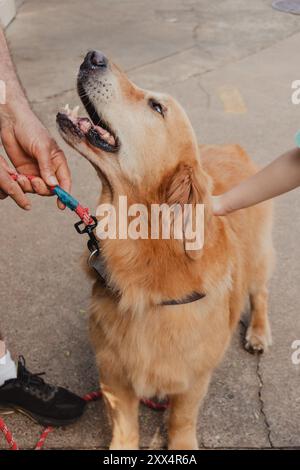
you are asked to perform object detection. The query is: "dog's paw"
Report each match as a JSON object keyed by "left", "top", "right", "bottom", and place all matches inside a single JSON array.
[
  {"left": 168, "top": 438, "right": 199, "bottom": 451},
  {"left": 109, "top": 437, "right": 139, "bottom": 450},
  {"left": 245, "top": 324, "right": 272, "bottom": 354}
]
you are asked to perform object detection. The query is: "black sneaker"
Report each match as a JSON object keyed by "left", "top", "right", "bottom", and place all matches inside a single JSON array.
[{"left": 0, "top": 356, "right": 86, "bottom": 426}]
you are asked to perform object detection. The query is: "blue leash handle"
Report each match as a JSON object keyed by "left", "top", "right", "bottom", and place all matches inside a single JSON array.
[{"left": 51, "top": 185, "right": 79, "bottom": 211}]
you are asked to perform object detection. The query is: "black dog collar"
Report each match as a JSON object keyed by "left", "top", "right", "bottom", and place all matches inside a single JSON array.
[{"left": 75, "top": 219, "right": 206, "bottom": 306}]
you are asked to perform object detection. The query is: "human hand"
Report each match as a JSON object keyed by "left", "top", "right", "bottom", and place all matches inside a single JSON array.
[
  {"left": 0, "top": 154, "right": 33, "bottom": 209},
  {"left": 211, "top": 195, "right": 230, "bottom": 216},
  {"left": 0, "top": 104, "right": 71, "bottom": 209}
]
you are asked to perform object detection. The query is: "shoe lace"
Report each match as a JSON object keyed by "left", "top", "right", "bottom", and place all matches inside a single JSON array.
[{"left": 18, "top": 356, "right": 56, "bottom": 399}]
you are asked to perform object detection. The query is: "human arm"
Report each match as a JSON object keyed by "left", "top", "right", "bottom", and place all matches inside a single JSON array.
[
  {"left": 212, "top": 148, "right": 300, "bottom": 215},
  {"left": 0, "top": 27, "right": 71, "bottom": 209}
]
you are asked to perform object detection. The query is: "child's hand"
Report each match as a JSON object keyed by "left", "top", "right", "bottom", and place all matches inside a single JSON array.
[{"left": 212, "top": 195, "right": 227, "bottom": 216}]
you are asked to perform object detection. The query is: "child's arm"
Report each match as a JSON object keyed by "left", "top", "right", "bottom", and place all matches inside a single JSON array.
[{"left": 212, "top": 148, "right": 300, "bottom": 215}]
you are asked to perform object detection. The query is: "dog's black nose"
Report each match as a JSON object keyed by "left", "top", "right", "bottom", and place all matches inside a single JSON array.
[
  {"left": 81, "top": 50, "right": 108, "bottom": 71},
  {"left": 90, "top": 50, "right": 107, "bottom": 67}
]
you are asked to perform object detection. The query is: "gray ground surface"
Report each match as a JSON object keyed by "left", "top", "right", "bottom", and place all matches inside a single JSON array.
[{"left": 0, "top": 0, "right": 300, "bottom": 449}]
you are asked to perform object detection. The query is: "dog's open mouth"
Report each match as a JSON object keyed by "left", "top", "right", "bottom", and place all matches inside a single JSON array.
[{"left": 56, "top": 95, "right": 119, "bottom": 153}]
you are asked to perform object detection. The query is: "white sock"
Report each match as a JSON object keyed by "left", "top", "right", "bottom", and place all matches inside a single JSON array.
[{"left": 0, "top": 351, "right": 17, "bottom": 386}]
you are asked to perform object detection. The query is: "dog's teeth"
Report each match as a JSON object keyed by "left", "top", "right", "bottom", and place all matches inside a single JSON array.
[
  {"left": 108, "top": 135, "right": 115, "bottom": 146},
  {"left": 64, "top": 104, "right": 71, "bottom": 116},
  {"left": 71, "top": 105, "right": 79, "bottom": 119}
]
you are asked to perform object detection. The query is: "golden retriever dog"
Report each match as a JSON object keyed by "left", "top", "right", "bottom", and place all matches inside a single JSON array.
[{"left": 57, "top": 50, "right": 274, "bottom": 450}]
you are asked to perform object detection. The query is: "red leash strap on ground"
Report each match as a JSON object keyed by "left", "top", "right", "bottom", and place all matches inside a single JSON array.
[
  {"left": 0, "top": 417, "right": 19, "bottom": 450},
  {"left": 34, "top": 426, "right": 54, "bottom": 451},
  {"left": 140, "top": 397, "right": 169, "bottom": 411},
  {"left": 83, "top": 390, "right": 102, "bottom": 402},
  {"left": 34, "top": 391, "right": 102, "bottom": 450},
  {"left": 0, "top": 391, "right": 102, "bottom": 451},
  {"left": 0, "top": 391, "right": 168, "bottom": 450}
]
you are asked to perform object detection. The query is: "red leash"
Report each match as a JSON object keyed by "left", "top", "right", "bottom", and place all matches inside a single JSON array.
[
  {"left": 0, "top": 418, "right": 19, "bottom": 450},
  {"left": 0, "top": 391, "right": 102, "bottom": 451},
  {"left": 1, "top": 174, "right": 169, "bottom": 449},
  {"left": 0, "top": 391, "right": 168, "bottom": 450},
  {"left": 10, "top": 173, "right": 94, "bottom": 226}
]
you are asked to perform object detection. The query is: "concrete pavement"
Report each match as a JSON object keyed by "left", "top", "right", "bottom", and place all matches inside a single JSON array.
[{"left": 0, "top": 0, "right": 300, "bottom": 449}]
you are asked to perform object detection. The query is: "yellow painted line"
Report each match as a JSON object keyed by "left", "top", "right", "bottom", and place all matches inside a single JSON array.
[{"left": 218, "top": 86, "right": 247, "bottom": 113}]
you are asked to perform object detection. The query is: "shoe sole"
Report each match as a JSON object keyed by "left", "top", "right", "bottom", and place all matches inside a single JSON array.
[
  {"left": 0, "top": 407, "right": 15, "bottom": 415},
  {"left": 0, "top": 403, "right": 84, "bottom": 427}
]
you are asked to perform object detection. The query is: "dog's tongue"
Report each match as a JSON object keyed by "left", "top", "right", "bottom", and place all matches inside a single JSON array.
[
  {"left": 78, "top": 118, "right": 92, "bottom": 133},
  {"left": 64, "top": 105, "right": 116, "bottom": 147},
  {"left": 78, "top": 117, "right": 115, "bottom": 146},
  {"left": 94, "top": 124, "right": 115, "bottom": 146}
]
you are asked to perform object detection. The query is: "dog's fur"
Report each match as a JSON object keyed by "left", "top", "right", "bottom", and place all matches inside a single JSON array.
[{"left": 58, "top": 53, "right": 274, "bottom": 450}]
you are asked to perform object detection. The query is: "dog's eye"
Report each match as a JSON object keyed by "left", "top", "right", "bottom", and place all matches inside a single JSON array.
[{"left": 149, "top": 99, "right": 164, "bottom": 117}]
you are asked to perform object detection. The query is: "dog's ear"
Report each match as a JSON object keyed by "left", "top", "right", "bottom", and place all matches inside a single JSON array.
[
  {"left": 160, "top": 162, "right": 209, "bottom": 259},
  {"left": 165, "top": 163, "right": 205, "bottom": 206}
]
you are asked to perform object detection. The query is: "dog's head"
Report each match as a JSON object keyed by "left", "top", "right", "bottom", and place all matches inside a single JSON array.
[
  {"left": 57, "top": 50, "right": 214, "bottom": 308},
  {"left": 57, "top": 50, "right": 210, "bottom": 200},
  {"left": 57, "top": 50, "right": 213, "bottom": 287}
]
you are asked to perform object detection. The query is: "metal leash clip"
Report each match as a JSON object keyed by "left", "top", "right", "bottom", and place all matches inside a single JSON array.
[
  {"left": 74, "top": 216, "right": 99, "bottom": 254},
  {"left": 75, "top": 218, "right": 108, "bottom": 284}
]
